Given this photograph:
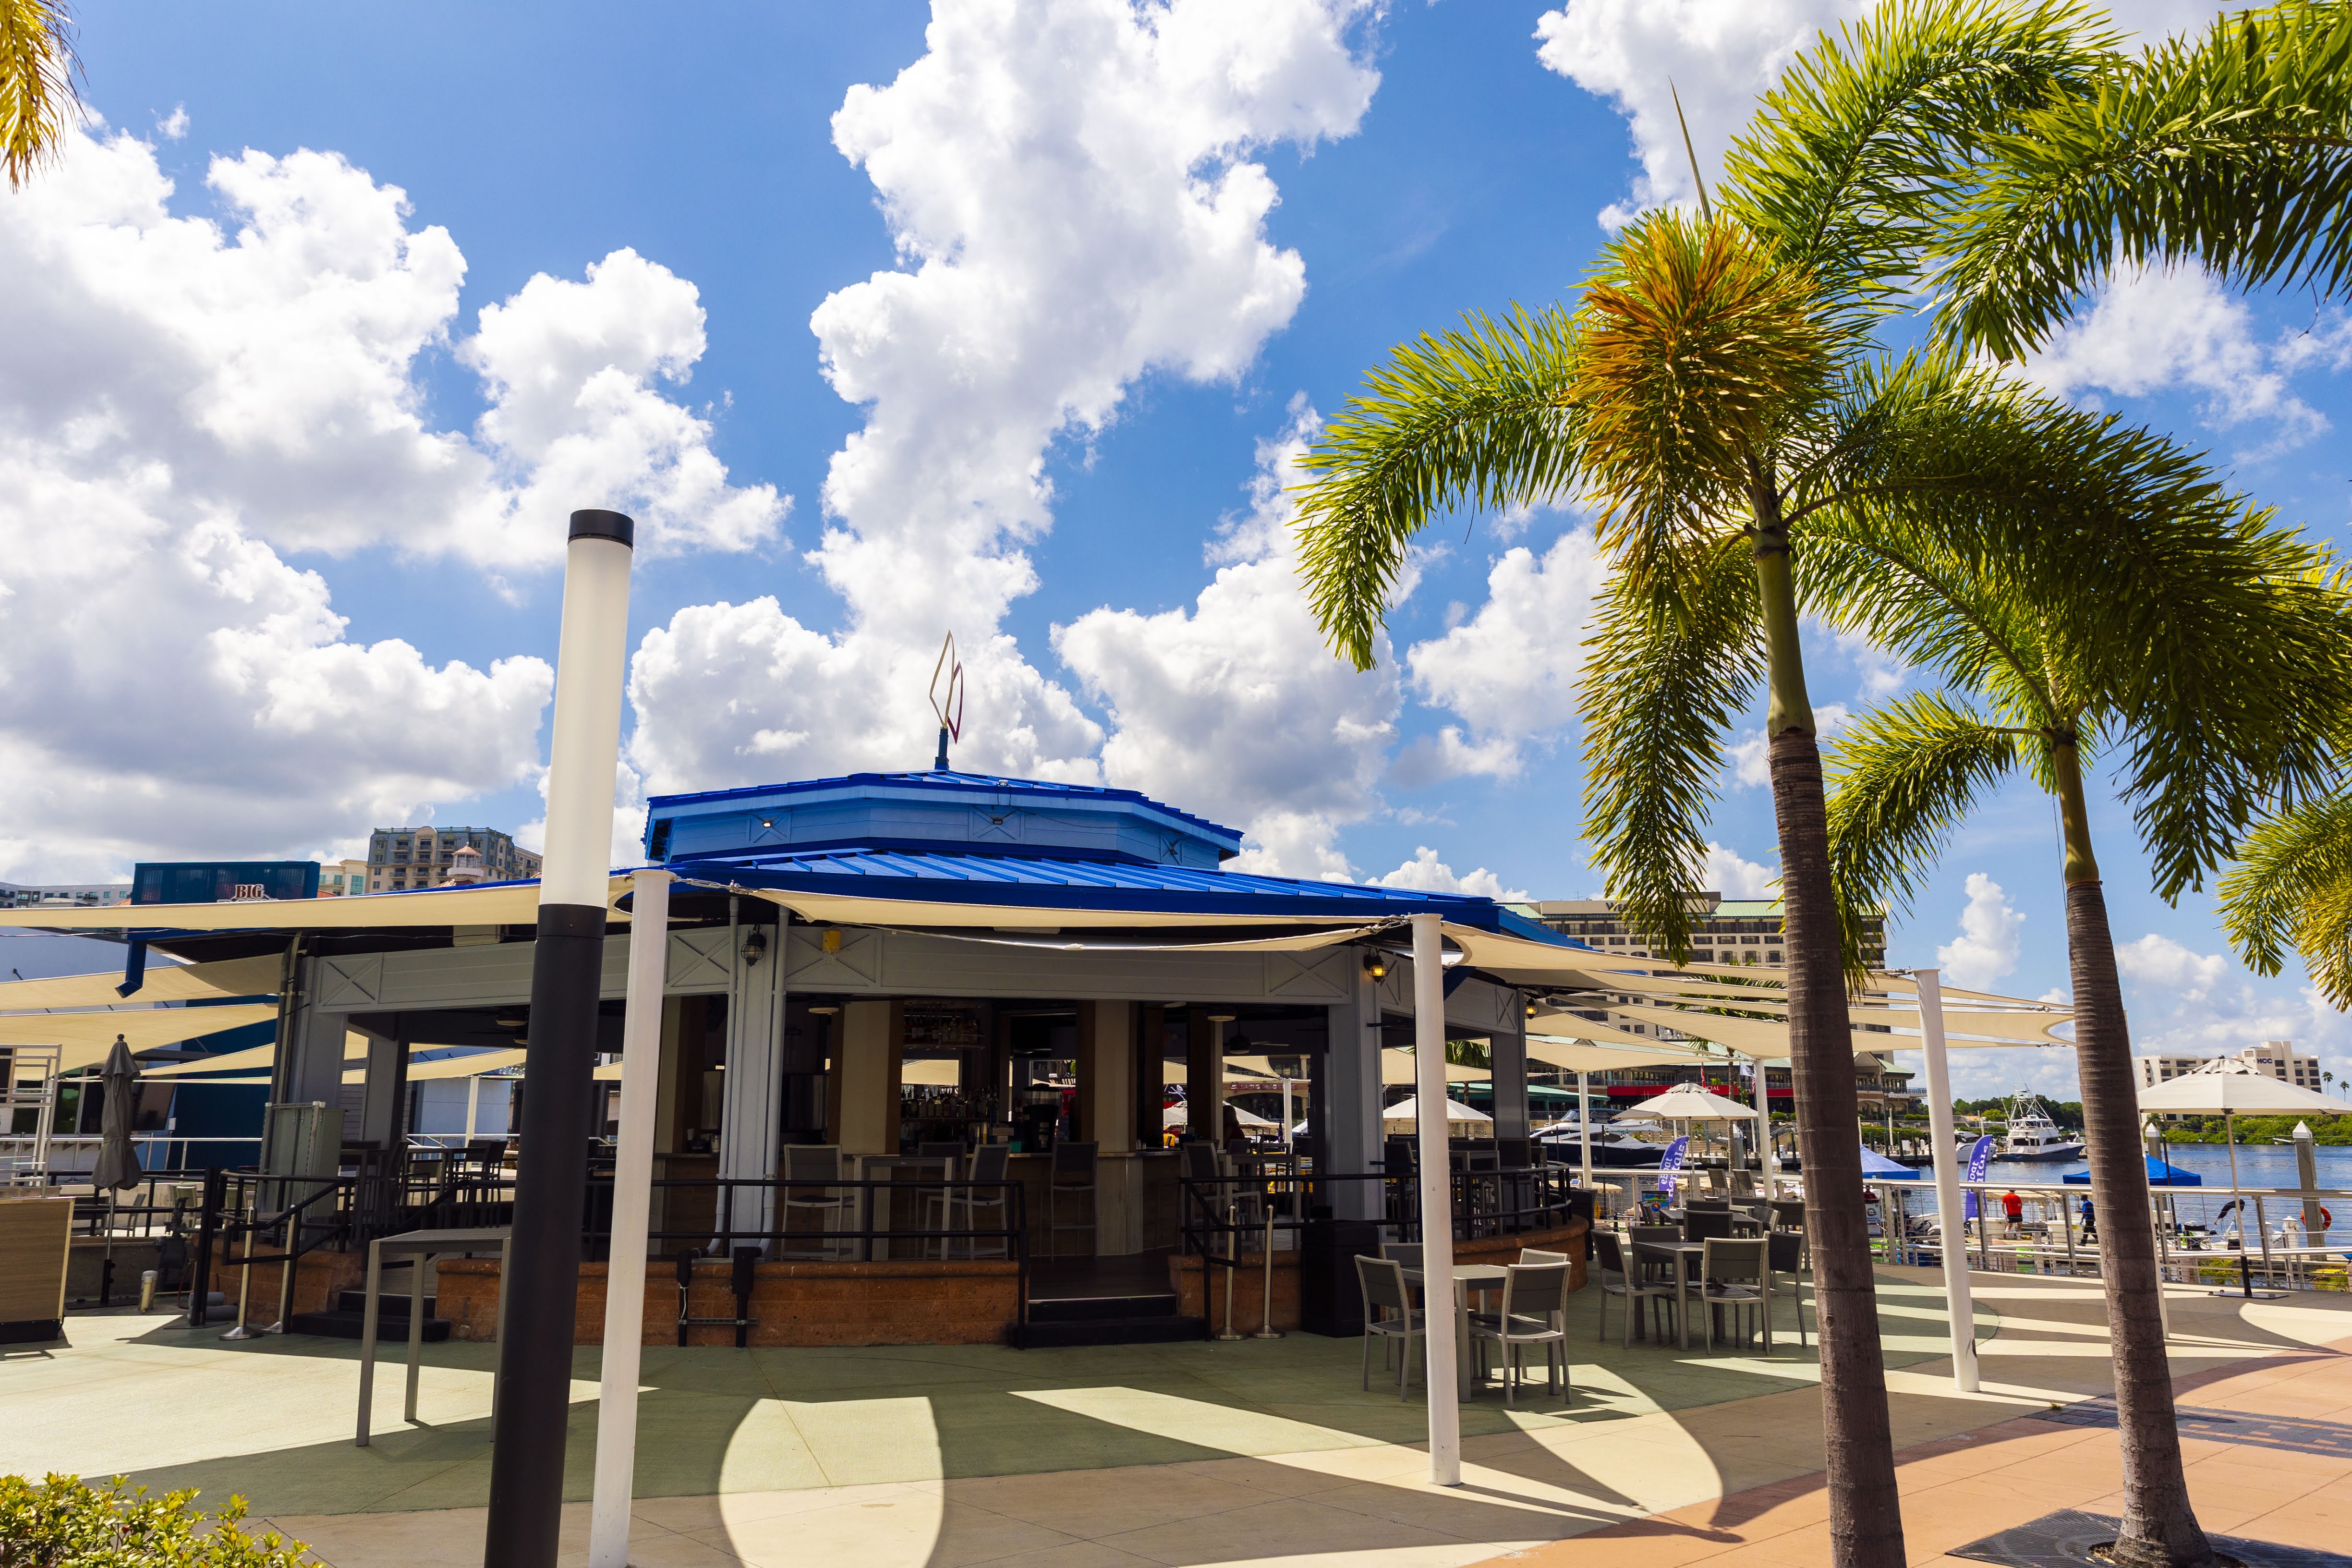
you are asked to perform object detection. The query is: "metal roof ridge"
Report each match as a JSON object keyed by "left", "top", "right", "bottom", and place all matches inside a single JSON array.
[{"left": 641, "top": 770, "right": 1242, "bottom": 843}]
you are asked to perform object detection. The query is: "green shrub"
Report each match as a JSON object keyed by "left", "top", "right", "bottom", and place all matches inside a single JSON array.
[{"left": 0, "top": 1474, "right": 311, "bottom": 1566}]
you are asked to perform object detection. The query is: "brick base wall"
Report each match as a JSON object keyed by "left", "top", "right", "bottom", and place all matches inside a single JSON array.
[
  {"left": 434, "top": 1256, "right": 1022, "bottom": 1347},
  {"left": 206, "top": 1246, "right": 369, "bottom": 1319}
]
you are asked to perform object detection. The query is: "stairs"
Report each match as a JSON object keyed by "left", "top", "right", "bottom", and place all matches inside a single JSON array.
[
  {"left": 284, "top": 1287, "right": 453, "bottom": 1343},
  {"left": 1012, "top": 1288, "right": 1204, "bottom": 1348}
]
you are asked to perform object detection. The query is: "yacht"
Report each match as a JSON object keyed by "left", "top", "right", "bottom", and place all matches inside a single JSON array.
[
  {"left": 2000, "top": 1092, "right": 2085, "bottom": 1162},
  {"left": 1534, "top": 1119, "right": 1664, "bottom": 1167}
]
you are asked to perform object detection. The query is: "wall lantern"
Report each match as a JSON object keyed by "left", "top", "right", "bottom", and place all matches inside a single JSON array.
[{"left": 1362, "top": 952, "right": 1388, "bottom": 981}]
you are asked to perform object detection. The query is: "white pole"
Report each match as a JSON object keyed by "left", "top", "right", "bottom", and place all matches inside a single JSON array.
[
  {"left": 1409, "top": 913, "right": 1460, "bottom": 1484},
  {"left": 1915, "top": 968, "right": 1978, "bottom": 1393},
  {"left": 1577, "top": 1070, "right": 1594, "bottom": 1194},
  {"left": 465, "top": 1075, "right": 481, "bottom": 1144},
  {"left": 588, "top": 869, "right": 671, "bottom": 1568},
  {"left": 1750, "top": 1052, "right": 1774, "bottom": 1191}
]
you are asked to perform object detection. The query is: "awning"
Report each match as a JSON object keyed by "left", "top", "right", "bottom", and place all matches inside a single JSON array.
[
  {"left": 0, "top": 877, "right": 639, "bottom": 932},
  {"left": 0, "top": 954, "right": 281, "bottom": 1011},
  {"left": 143, "top": 1030, "right": 369, "bottom": 1080},
  {"left": 0, "top": 1004, "right": 282, "bottom": 1070}
]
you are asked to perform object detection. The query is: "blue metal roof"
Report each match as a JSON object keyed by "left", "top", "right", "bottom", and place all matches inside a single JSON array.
[
  {"left": 702, "top": 845, "right": 1580, "bottom": 942},
  {"left": 643, "top": 770, "right": 1243, "bottom": 870}
]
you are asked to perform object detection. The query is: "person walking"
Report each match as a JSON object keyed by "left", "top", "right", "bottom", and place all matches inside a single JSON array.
[
  {"left": 2002, "top": 1189, "right": 2025, "bottom": 1237},
  {"left": 2080, "top": 1193, "right": 2097, "bottom": 1243}
]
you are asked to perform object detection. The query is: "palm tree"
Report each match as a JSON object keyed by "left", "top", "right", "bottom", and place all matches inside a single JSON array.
[
  {"left": 1290, "top": 10, "right": 2187, "bottom": 1564},
  {"left": 2, "top": 0, "right": 83, "bottom": 189},
  {"left": 1931, "top": 0, "right": 2352, "bottom": 360},
  {"left": 1814, "top": 505, "right": 2350, "bottom": 1568},
  {"left": 2221, "top": 793, "right": 2352, "bottom": 1010}
]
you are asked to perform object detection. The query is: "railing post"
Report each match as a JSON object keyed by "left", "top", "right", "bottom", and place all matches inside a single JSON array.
[{"left": 188, "top": 1167, "right": 225, "bottom": 1327}]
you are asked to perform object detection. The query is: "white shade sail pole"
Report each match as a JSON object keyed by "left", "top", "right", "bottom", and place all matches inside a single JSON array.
[
  {"left": 589, "top": 869, "right": 672, "bottom": 1568},
  {"left": 1410, "top": 913, "right": 1461, "bottom": 1484},
  {"left": 1750, "top": 1053, "right": 1774, "bottom": 1189},
  {"left": 1577, "top": 1070, "right": 1594, "bottom": 1193},
  {"left": 1915, "top": 968, "right": 1977, "bottom": 1393}
]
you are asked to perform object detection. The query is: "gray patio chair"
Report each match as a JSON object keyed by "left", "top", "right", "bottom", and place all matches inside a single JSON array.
[
  {"left": 1468, "top": 1261, "right": 1573, "bottom": 1405},
  {"left": 1593, "top": 1231, "right": 1676, "bottom": 1348},
  {"left": 1766, "top": 1229, "right": 1808, "bottom": 1348},
  {"left": 1698, "top": 1236, "right": 1770, "bottom": 1354},
  {"left": 1354, "top": 1254, "right": 1426, "bottom": 1399},
  {"left": 922, "top": 1143, "right": 1012, "bottom": 1259},
  {"left": 779, "top": 1144, "right": 851, "bottom": 1260},
  {"left": 1517, "top": 1247, "right": 1570, "bottom": 1267},
  {"left": 1380, "top": 1240, "right": 1423, "bottom": 1269}
]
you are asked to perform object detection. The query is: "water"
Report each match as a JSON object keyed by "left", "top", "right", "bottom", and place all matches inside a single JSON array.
[{"left": 1913, "top": 1143, "right": 2352, "bottom": 1240}]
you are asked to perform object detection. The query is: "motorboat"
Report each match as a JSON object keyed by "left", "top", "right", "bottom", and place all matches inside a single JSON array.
[
  {"left": 1533, "top": 1122, "right": 1664, "bottom": 1167},
  {"left": 2000, "top": 1092, "right": 2085, "bottom": 1162}
]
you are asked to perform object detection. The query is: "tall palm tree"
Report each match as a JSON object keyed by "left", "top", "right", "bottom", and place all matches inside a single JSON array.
[
  {"left": 1290, "top": 9, "right": 2193, "bottom": 1564},
  {"left": 1, "top": 0, "right": 83, "bottom": 189},
  {"left": 2220, "top": 791, "right": 2352, "bottom": 1010},
  {"left": 1814, "top": 507, "right": 2350, "bottom": 1568}
]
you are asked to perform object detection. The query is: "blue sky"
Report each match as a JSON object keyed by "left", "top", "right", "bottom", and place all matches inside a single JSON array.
[{"left": 10, "top": 0, "right": 2351, "bottom": 1093}]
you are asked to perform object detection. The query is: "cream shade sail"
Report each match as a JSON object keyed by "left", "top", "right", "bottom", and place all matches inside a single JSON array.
[
  {"left": 1379, "top": 1049, "right": 1489, "bottom": 1086},
  {"left": 2, "top": 1004, "right": 282, "bottom": 1069},
  {"left": 1523, "top": 1009, "right": 1685, "bottom": 1050},
  {"left": 1526, "top": 1037, "right": 1714, "bottom": 1073},
  {"left": 0, "top": 878, "right": 638, "bottom": 932},
  {"left": 357, "top": 1048, "right": 528, "bottom": 1085},
  {"left": 1382, "top": 1094, "right": 1491, "bottom": 1133},
  {"left": 0, "top": 954, "right": 281, "bottom": 1011},
  {"left": 143, "top": 1030, "right": 369, "bottom": 1080}
]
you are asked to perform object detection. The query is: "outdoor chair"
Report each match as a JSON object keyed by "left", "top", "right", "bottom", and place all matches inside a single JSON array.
[
  {"left": 923, "top": 1143, "right": 1011, "bottom": 1259},
  {"left": 1684, "top": 1208, "right": 1735, "bottom": 1245},
  {"left": 1518, "top": 1247, "right": 1570, "bottom": 1268},
  {"left": 1468, "top": 1261, "right": 1573, "bottom": 1405},
  {"left": 1766, "top": 1229, "right": 1808, "bottom": 1347},
  {"left": 1049, "top": 1142, "right": 1099, "bottom": 1259},
  {"left": 1698, "top": 1237, "right": 1770, "bottom": 1354},
  {"left": 1181, "top": 1140, "right": 1261, "bottom": 1236},
  {"left": 1380, "top": 1240, "right": 1423, "bottom": 1269},
  {"left": 780, "top": 1144, "right": 852, "bottom": 1261},
  {"left": 1354, "top": 1254, "right": 1426, "bottom": 1399},
  {"left": 1625, "top": 1226, "right": 1691, "bottom": 1347}
]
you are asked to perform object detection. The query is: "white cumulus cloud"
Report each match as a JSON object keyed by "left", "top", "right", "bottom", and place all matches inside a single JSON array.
[
  {"left": 0, "top": 125, "right": 780, "bottom": 875},
  {"left": 1376, "top": 847, "right": 1528, "bottom": 902},
  {"left": 1395, "top": 525, "right": 1606, "bottom": 784},
  {"left": 628, "top": 0, "right": 1382, "bottom": 811},
  {"left": 1055, "top": 408, "right": 1398, "bottom": 879},
  {"left": 1698, "top": 841, "right": 1777, "bottom": 900},
  {"left": 2019, "top": 264, "right": 2352, "bottom": 458},
  {"left": 1937, "top": 872, "right": 2023, "bottom": 990},
  {"left": 2115, "top": 933, "right": 2230, "bottom": 1000}
]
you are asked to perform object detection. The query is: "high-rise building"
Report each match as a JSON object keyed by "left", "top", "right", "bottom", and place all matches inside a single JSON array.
[
  {"left": 2137, "top": 1042, "right": 2322, "bottom": 1093},
  {"left": 365, "top": 826, "right": 541, "bottom": 892}
]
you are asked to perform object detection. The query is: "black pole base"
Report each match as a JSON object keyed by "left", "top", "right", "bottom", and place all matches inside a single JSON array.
[{"left": 483, "top": 903, "right": 606, "bottom": 1568}]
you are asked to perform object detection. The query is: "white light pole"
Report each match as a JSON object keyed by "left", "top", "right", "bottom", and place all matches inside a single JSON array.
[
  {"left": 1915, "top": 968, "right": 1978, "bottom": 1393},
  {"left": 590, "top": 868, "right": 671, "bottom": 1568},
  {"left": 1410, "top": 913, "right": 1460, "bottom": 1483},
  {"left": 486, "top": 511, "right": 634, "bottom": 1568}
]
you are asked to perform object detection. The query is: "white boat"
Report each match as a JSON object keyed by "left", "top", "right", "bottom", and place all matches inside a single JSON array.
[{"left": 2000, "top": 1092, "right": 2085, "bottom": 1162}]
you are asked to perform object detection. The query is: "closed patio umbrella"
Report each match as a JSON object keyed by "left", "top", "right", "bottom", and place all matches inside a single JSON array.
[{"left": 92, "top": 1036, "right": 143, "bottom": 1307}]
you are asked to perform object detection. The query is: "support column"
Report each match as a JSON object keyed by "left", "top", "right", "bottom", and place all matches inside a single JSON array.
[
  {"left": 1077, "top": 1001, "right": 1136, "bottom": 1152},
  {"left": 1410, "top": 915, "right": 1461, "bottom": 1483},
  {"left": 1489, "top": 1001, "right": 1529, "bottom": 1139},
  {"left": 718, "top": 917, "right": 786, "bottom": 1238},
  {"left": 838, "top": 1000, "right": 903, "bottom": 1156},
  {"left": 271, "top": 993, "right": 353, "bottom": 1150},
  {"left": 1325, "top": 956, "right": 1382, "bottom": 1220},
  {"left": 358, "top": 1031, "right": 408, "bottom": 1150},
  {"left": 1916, "top": 968, "right": 1979, "bottom": 1394},
  {"left": 1136, "top": 1005, "right": 1167, "bottom": 1151},
  {"left": 1187, "top": 1009, "right": 1222, "bottom": 1143}
]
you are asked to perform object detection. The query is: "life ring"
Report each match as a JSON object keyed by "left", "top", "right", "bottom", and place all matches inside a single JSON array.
[{"left": 2322, "top": 1206, "right": 2335, "bottom": 1229}]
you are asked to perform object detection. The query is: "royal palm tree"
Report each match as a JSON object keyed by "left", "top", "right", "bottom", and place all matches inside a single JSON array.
[
  {"left": 1814, "top": 506, "right": 2351, "bottom": 1568},
  {"left": 1288, "top": 9, "right": 2199, "bottom": 1563},
  {"left": 2, "top": 0, "right": 82, "bottom": 189}
]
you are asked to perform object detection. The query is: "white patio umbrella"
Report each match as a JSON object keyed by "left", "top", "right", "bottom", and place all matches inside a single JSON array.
[
  {"left": 1616, "top": 1082, "right": 1758, "bottom": 1121},
  {"left": 1382, "top": 1094, "right": 1491, "bottom": 1135},
  {"left": 2135, "top": 1059, "right": 2352, "bottom": 1294},
  {"left": 1163, "top": 1100, "right": 1275, "bottom": 1130}
]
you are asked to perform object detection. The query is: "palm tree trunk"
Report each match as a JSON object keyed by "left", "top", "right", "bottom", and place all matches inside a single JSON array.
[
  {"left": 1755, "top": 500, "right": 1906, "bottom": 1568},
  {"left": 2051, "top": 739, "right": 2214, "bottom": 1568}
]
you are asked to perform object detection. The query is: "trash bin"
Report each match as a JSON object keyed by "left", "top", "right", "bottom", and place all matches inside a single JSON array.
[{"left": 1298, "top": 1213, "right": 1380, "bottom": 1337}]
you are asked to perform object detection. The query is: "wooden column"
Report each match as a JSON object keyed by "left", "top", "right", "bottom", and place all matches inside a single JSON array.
[
  {"left": 837, "top": 1000, "right": 903, "bottom": 1155},
  {"left": 1187, "top": 1009, "right": 1222, "bottom": 1142},
  {"left": 1077, "top": 1002, "right": 1136, "bottom": 1152}
]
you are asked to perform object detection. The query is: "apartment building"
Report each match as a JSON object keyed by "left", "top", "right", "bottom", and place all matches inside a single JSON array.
[
  {"left": 1520, "top": 892, "right": 1888, "bottom": 970},
  {"left": 2137, "top": 1041, "right": 2323, "bottom": 1093},
  {"left": 317, "top": 859, "right": 372, "bottom": 897},
  {"left": 366, "top": 827, "right": 541, "bottom": 892}
]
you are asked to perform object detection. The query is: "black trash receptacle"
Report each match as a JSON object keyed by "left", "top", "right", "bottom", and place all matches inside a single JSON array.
[{"left": 1298, "top": 1216, "right": 1382, "bottom": 1337}]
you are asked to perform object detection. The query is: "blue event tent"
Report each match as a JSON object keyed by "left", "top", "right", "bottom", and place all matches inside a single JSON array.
[{"left": 2065, "top": 1155, "right": 2201, "bottom": 1187}]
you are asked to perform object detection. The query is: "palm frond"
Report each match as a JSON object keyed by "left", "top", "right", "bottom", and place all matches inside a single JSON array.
[
  {"left": 1572, "top": 211, "right": 1843, "bottom": 586},
  {"left": 0, "top": 0, "right": 82, "bottom": 190},
  {"left": 1580, "top": 535, "right": 1765, "bottom": 961},
  {"left": 1933, "top": 0, "right": 2352, "bottom": 358},
  {"left": 1293, "top": 305, "right": 1582, "bottom": 670},
  {"left": 2220, "top": 790, "right": 2352, "bottom": 1009},
  {"left": 1825, "top": 693, "right": 2024, "bottom": 983},
  {"left": 1724, "top": 0, "right": 2115, "bottom": 317}
]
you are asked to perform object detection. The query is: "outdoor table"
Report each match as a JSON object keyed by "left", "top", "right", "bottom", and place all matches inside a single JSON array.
[
  {"left": 1631, "top": 1239, "right": 1705, "bottom": 1350},
  {"left": 354, "top": 1226, "right": 510, "bottom": 1446},
  {"left": 847, "top": 1155, "right": 952, "bottom": 1260},
  {"left": 1403, "top": 1263, "right": 1508, "bottom": 1401}
]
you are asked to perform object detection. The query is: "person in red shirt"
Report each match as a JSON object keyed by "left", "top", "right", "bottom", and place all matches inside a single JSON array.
[{"left": 2002, "top": 1188, "right": 2025, "bottom": 1236}]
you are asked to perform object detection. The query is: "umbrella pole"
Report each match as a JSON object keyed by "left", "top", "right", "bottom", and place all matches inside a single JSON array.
[
  {"left": 1577, "top": 1072, "right": 1593, "bottom": 1198},
  {"left": 102, "top": 1192, "right": 116, "bottom": 1309}
]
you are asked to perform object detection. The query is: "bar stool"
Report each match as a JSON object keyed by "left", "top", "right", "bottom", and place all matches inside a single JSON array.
[{"left": 1049, "top": 1141, "right": 1098, "bottom": 1258}]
